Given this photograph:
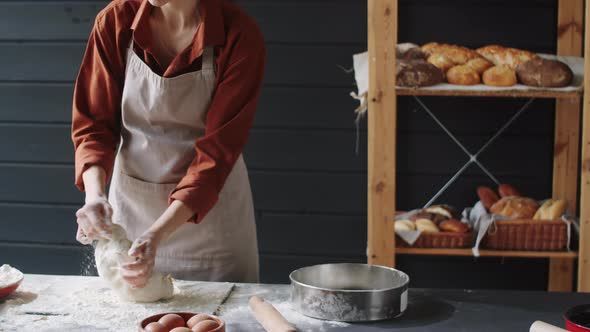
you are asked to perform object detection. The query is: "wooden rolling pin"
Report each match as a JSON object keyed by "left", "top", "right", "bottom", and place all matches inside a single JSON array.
[
  {"left": 248, "top": 296, "right": 297, "bottom": 332},
  {"left": 530, "top": 321, "right": 569, "bottom": 332}
]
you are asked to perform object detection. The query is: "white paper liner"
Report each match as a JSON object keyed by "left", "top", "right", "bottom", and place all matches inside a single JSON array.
[{"left": 351, "top": 52, "right": 584, "bottom": 113}]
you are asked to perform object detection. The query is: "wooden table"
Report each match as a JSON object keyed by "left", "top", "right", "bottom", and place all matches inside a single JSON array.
[{"left": 1, "top": 274, "right": 589, "bottom": 331}]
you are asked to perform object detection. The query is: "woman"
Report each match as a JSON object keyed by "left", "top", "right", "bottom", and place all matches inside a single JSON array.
[{"left": 72, "top": 0, "right": 265, "bottom": 287}]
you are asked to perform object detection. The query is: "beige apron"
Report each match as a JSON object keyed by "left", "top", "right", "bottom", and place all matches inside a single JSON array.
[{"left": 108, "top": 38, "right": 259, "bottom": 283}]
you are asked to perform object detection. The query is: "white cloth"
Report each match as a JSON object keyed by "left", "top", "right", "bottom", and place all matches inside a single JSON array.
[{"left": 107, "top": 39, "right": 259, "bottom": 283}]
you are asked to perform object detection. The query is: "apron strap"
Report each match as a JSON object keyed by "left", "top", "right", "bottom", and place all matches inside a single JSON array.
[{"left": 201, "top": 46, "right": 215, "bottom": 72}]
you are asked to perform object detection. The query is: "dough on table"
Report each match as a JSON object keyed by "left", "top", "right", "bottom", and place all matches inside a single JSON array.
[{"left": 95, "top": 224, "right": 174, "bottom": 302}]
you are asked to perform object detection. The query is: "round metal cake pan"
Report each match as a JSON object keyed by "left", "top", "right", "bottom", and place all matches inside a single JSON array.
[{"left": 289, "top": 263, "right": 410, "bottom": 322}]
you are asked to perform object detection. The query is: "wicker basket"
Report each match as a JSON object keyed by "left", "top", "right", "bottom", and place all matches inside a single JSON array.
[
  {"left": 396, "top": 232, "right": 472, "bottom": 248},
  {"left": 481, "top": 219, "right": 568, "bottom": 251}
]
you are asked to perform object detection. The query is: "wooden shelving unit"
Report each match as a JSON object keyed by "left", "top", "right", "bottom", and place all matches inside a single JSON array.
[{"left": 367, "top": 0, "right": 590, "bottom": 292}]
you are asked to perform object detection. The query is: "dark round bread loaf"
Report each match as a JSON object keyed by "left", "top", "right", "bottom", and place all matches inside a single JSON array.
[
  {"left": 396, "top": 43, "right": 427, "bottom": 60},
  {"left": 396, "top": 60, "right": 444, "bottom": 87},
  {"left": 516, "top": 58, "right": 573, "bottom": 87}
]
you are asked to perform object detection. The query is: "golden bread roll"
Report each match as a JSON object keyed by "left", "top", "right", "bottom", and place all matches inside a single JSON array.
[
  {"left": 415, "top": 218, "right": 440, "bottom": 233},
  {"left": 533, "top": 199, "right": 567, "bottom": 220},
  {"left": 439, "top": 219, "right": 470, "bottom": 233},
  {"left": 446, "top": 65, "right": 480, "bottom": 85},
  {"left": 421, "top": 42, "right": 481, "bottom": 64},
  {"left": 395, "top": 219, "right": 416, "bottom": 231},
  {"left": 490, "top": 196, "right": 539, "bottom": 219},
  {"left": 516, "top": 58, "right": 573, "bottom": 87},
  {"left": 427, "top": 54, "right": 456, "bottom": 72},
  {"left": 465, "top": 57, "right": 494, "bottom": 74},
  {"left": 396, "top": 60, "right": 444, "bottom": 87},
  {"left": 476, "top": 45, "right": 539, "bottom": 70},
  {"left": 482, "top": 66, "right": 517, "bottom": 87}
]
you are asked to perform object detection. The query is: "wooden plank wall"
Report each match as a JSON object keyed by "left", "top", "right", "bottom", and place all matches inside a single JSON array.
[{"left": 0, "top": 0, "right": 560, "bottom": 289}]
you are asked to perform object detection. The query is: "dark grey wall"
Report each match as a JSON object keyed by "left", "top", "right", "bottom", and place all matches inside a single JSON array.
[{"left": 0, "top": 0, "right": 559, "bottom": 290}]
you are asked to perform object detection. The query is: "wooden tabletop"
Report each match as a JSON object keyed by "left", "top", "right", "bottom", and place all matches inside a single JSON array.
[{"left": 1, "top": 274, "right": 589, "bottom": 331}]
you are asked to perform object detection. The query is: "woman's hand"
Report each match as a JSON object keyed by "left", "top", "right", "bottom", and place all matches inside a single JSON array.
[
  {"left": 120, "top": 200, "right": 195, "bottom": 288},
  {"left": 122, "top": 231, "right": 162, "bottom": 288},
  {"left": 76, "top": 195, "right": 113, "bottom": 245}
]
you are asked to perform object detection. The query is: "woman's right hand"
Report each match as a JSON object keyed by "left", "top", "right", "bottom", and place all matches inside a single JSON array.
[{"left": 76, "top": 195, "right": 113, "bottom": 245}]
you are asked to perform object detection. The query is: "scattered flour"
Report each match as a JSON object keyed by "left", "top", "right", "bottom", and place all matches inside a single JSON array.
[{"left": 0, "top": 264, "right": 23, "bottom": 288}]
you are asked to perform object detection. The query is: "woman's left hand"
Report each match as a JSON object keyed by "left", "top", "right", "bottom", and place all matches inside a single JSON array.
[{"left": 122, "top": 230, "right": 162, "bottom": 288}]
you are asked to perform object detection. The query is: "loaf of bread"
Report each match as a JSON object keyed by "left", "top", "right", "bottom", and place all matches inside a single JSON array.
[
  {"left": 533, "top": 199, "right": 567, "bottom": 220},
  {"left": 421, "top": 42, "right": 481, "bottom": 64},
  {"left": 482, "top": 66, "right": 517, "bottom": 87},
  {"left": 415, "top": 218, "right": 440, "bottom": 233},
  {"left": 396, "top": 60, "right": 444, "bottom": 87},
  {"left": 395, "top": 219, "right": 416, "bottom": 231},
  {"left": 498, "top": 184, "right": 521, "bottom": 197},
  {"left": 396, "top": 43, "right": 427, "bottom": 61},
  {"left": 516, "top": 58, "right": 573, "bottom": 87},
  {"left": 490, "top": 196, "right": 539, "bottom": 219},
  {"left": 477, "top": 186, "right": 500, "bottom": 210},
  {"left": 476, "top": 45, "right": 539, "bottom": 70},
  {"left": 447, "top": 65, "right": 480, "bottom": 85},
  {"left": 465, "top": 57, "right": 494, "bottom": 74},
  {"left": 439, "top": 219, "right": 470, "bottom": 233},
  {"left": 427, "top": 54, "right": 456, "bottom": 72}
]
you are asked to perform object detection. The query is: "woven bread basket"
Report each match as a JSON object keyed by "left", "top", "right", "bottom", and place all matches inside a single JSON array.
[
  {"left": 396, "top": 232, "right": 472, "bottom": 248},
  {"left": 481, "top": 219, "right": 568, "bottom": 251}
]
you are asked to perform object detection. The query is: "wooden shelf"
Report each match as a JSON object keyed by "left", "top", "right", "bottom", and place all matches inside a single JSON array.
[
  {"left": 396, "top": 247, "right": 578, "bottom": 258},
  {"left": 396, "top": 86, "right": 583, "bottom": 99}
]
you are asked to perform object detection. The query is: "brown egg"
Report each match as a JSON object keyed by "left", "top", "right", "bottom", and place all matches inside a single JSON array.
[
  {"left": 144, "top": 322, "right": 168, "bottom": 332},
  {"left": 187, "top": 314, "right": 214, "bottom": 329},
  {"left": 191, "top": 320, "right": 220, "bottom": 332},
  {"left": 170, "top": 328, "right": 192, "bottom": 332},
  {"left": 158, "top": 314, "right": 185, "bottom": 330}
]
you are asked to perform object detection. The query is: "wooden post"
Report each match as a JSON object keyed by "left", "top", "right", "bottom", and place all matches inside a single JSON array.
[
  {"left": 367, "top": 0, "right": 397, "bottom": 267},
  {"left": 549, "top": 0, "right": 583, "bottom": 292},
  {"left": 579, "top": 0, "right": 590, "bottom": 293}
]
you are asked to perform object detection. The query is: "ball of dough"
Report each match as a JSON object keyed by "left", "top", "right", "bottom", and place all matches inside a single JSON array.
[
  {"left": 95, "top": 224, "right": 174, "bottom": 303},
  {"left": 187, "top": 314, "right": 215, "bottom": 329},
  {"left": 446, "top": 65, "right": 481, "bottom": 85},
  {"left": 145, "top": 322, "right": 168, "bottom": 332},
  {"left": 482, "top": 65, "right": 517, "bottom": 87}
]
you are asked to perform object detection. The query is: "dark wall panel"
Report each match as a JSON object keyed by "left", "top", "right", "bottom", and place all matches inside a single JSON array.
[{"left": 0, "top": 0, "right": 561, "bottom": 289}]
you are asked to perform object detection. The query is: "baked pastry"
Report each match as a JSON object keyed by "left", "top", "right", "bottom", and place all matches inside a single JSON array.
[
  {"left": 533, "top": 199, "right": 567, "bottom": 220},
  {"left": 516, "top": 58, "right": 573, "bottom": 87},
  {"left": 396, "top": 43, "right": 427, "bottom": 61},
  {"left": 482, "top": 66, "right": 517, "bottom": 87},
  {"left": 427, "top": 54, "right": 455, "bottom": 72},
  {"left": 465, "top": 57, "right": 494, "bottom": 74},
  {"left": 490, "top": 196, "right": 539, "bottom": 219},
  {"left": 395, "top": 219, "right": 416, "bottom": 231},
  {"left": 415, "top": 218, "right": 440, "bottom": 233},
  {"left": 498, "top": 184, "right": 521, "bottom": 197},
  {"left": 477, "top": 186, "right": 500, "bottom": 210},
  {"left": 476, "top": 45, "right": 539, "bottom": 69},
  {"left": 421, "top": 42, "right": 481, "bottom": 64},
  {"left": 396, "top": 60, "right": 444, "bottom": 87},
  {"left": 424, "top": 204, "right": 457, "bottom": 219},
  {"left": 447, "top": 65, "right": 480, "bottom": 85},
  {"left": 439, "top": 219, "right": 470, "bottom": 233}
]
